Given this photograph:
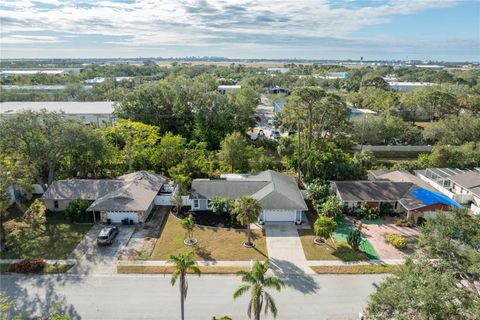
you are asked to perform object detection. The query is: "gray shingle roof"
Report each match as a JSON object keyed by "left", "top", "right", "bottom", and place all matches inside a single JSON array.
[
  {"left": 449, "top": 171, "right": 480, "bottom": 197},
  {"left": 333, "top": 181, "right": 414, "bottom": 202},
  {"left": 42, "top": 171, "right": 167, "bottom": 212},
  {"left": 190, "top": 170, "right": 308, "bottom": 211}
]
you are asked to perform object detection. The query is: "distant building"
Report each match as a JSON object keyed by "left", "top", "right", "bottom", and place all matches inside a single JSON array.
[
  {"left": 414, "top": 65, "right": 444, "bottom": 71},
  {"left": 267, "top": 67, "right": 290, "bottom": 74},
  {"left": 1, "top": 84, "right": 92, "bottom": 92},
  {"left": 0, "top": 68, "right": 82, "bottom": 77},
  {"left": 217, "top": 85, "right": 241, "bottom": 94},
  {"left": 0, "top": 101, "right": 116, "bottom": 127},
  {"left": 268, "top": 86, "right": 290, "bottom": 95},
  {"left": 348, "top": 107, "right": 377, "bottom": 120},
  {"left": 388, "top": 81, "right": 435, "bottom": 92}
]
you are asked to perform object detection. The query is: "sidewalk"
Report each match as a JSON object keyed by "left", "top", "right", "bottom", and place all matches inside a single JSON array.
[
  {"left": 0, "top": 259, "right": 76, "bottom": 265},
  {"left": 118, "top": 259, "right": 405, "bottom": 268}
]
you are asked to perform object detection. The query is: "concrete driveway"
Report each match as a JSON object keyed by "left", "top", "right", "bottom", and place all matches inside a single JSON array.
[
  {"left": 264, "top": 222, "right": 314, "bottom": 275},
  {"left": 69, "top": 225, "right": 134, "bottom": 274}
]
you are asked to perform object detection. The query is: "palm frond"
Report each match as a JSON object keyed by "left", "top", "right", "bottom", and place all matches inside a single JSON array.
[
  {"left": 264, "top": 291, "right": 278, "bottom": 318},
  {"left": 233, "top": 284, "right": 251, "bottom": 299},
  {"left": 264, "top": 276, "right": 285, "bottom": 291}
]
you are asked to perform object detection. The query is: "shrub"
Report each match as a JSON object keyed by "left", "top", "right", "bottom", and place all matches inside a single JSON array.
[
  {"left": 347, "top": 229, "right": 362, "bottom": 251},
  {"left": 379, "top": 202, "right": 394, "bottom": 216},
  {"left": 417, "top": 216, "right": 426, "bottom": 226},
  {"left": 64, "top": 199, "right": 91, "bottom": 222},
  {"left": 314, "top": 215, "right": 337, "bottom": 241},
  {"left": 385, "top": 234, "right": 407, "bottom": 249},
  {"left": 394, "top": 217, "right": 415, "bottom": 227},
  {"left": 9, "top": 259, "right": 46, "bottom": 273},
  {"left": 363, "top": 205, "right": 380, "bottom": 220}
]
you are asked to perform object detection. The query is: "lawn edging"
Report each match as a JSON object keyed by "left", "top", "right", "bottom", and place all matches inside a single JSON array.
[
  {"left": 311, "top": 264, "right": 400, "bottom": 274},
  {"left": 118, "top": 264, "right": 250, "bottom": 274}
]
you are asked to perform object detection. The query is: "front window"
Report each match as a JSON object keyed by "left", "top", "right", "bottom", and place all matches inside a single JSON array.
[
  {"left": 54, "top": 200, "right": 59, "bottom": 208},
  {"left": 193, "top": 200, "right": 199, "bottom": 208}
]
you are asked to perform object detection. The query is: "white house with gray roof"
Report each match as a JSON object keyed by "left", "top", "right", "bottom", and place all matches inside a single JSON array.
[
  {"left": 189, "top": 170, "right": 308, "bottom": 223},
  {"left": 42, "top": 171, "right": 174, "bottom": 223},
  {"left": 0, "top": 101, "right": 116, "bottom": 127}
]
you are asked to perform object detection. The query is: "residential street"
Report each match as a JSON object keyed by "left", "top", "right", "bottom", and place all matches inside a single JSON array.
[{"left": 1, "top": 273, "right": 385, "bottom": 319}]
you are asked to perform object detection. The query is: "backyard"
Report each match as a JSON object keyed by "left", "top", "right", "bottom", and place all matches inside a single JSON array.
[{"left": 150, "top": 213, "right": 268, "bottom": 261}]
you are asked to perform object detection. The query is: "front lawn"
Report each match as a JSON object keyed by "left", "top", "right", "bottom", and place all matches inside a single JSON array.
[
  {"left": 300, "top": 211, "right": 379, "bottom": 261},
  {"left": 1, "top": 215, "right": 91, "bottom": 260},
  {"left": 150, "top": 213, "right": 268, "bottom": 261},
  {"left": 298, "top": 229, "right": 370, "bottom": 261}
]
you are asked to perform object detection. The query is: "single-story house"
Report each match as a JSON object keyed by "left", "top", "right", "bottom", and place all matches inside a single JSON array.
[
  {"left": 189, "top": 170, "right": 308, "bottom": 223},
  {"left": 41, "top": 171, "right": 174, "bottom": 223},
  {"left": 332, "top": 180, "right": 461, "bottom": 221}
]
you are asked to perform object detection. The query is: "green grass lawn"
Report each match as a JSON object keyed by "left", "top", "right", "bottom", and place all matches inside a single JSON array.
[
  {"left": 300, "top": 210, "right": 379, "bottom": 261},
  {"left": 298, "top": 229, "right": 370, "bottom": 261},
  {"left": 150, "top": 214, "right": 268, "bottom": 261},
  {"left": 1, "top": 215, "right": 91, "bottom": 260}
]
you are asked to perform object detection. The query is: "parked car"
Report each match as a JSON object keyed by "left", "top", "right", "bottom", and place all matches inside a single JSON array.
[
  {"left": 270, "top": 130, "right": 281, "bottom": 139},
  {"left": 97, "top": 226, "right": 119, "bottom": 246}
]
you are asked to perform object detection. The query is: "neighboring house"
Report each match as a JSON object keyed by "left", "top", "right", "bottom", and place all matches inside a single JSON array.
[
  {"left": 217, "top": 85, "right": 241, "bottom": 94},
  {"left": 41, "top": 171, "right": 175, "bottom": 223},
  {"left": 0, "top": 101, "right": 116, "bottom": 127},
  {"left": 268, "top": 86, "right": 290, "bottom": 96},
  {"left": 416, "top": 168, "right": 480, "bottom": 215},
  {"left": 332, "top": 180, "right": 461, "bottom": 221},
  {"left": 387, "top": 81, "right": 435, "bottom": 92},
  {"left": 348, "top": 106, "right": 377, "bottom": 120},
  {"left": 189, "top": 170, "right": 308, "bottom": 223}
]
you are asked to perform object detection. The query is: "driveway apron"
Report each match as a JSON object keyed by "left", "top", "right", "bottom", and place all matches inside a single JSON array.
[
  {"left": 69, "top": 225, "right": 134, "bottom": 274},
  {"left": 264, "top": 222, "right": 314, "bottom": 275}
]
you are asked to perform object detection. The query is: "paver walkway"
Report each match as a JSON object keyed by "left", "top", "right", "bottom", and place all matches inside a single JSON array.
[
  {"left": 356, "top": 217, "right": 420, "bottom": 260},
  {"left": 264, "top": 222, "right": 314, "bottom": 275}
]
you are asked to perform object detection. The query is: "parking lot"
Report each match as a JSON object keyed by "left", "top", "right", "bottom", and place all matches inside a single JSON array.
[{"left": 69, "top": 224, "right": 134, "bottom": 274}]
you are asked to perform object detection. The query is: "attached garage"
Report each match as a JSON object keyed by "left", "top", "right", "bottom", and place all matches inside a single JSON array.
[
  {"left": 105, "top": 211, "right": 139, "bottom": 224},
  {"left": 261, "top": 210, "right": 296, "bottom": 222}
]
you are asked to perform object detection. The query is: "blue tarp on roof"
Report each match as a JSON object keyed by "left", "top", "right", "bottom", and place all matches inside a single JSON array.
[{"left": 410, "top": 188, "right": 461, "bottom": 208}]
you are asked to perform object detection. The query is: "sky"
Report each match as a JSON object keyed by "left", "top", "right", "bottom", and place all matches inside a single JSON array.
[{"left": 0, "top": 0, "right": 479, "bottom": 61}]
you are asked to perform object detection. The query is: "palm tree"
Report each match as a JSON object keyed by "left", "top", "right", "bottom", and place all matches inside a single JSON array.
[
  {"left": 233, "top": 260, "right": 284, "bottom": 320},
  {"left": 168, "top": 251, "right": 201, "bottom": 320},
  {"left": 231, "top": 196, "right": 261, "bottom": 247},
  {"left": 180, "top": 214, "right": 196, "bottom": 245}
]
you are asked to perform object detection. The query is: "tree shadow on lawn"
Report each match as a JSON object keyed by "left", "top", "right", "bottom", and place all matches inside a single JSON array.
[
  {"left": 269, "top": 259, "right": 319, "bottom": 295},
  {"left": 194, "top": 244, "right": 216, "bottom": 261},
  {"left": 2, "top": 274, "right": 82, "bottom": 319},
  {"left": 331, "top": 243, "right": 370, "bottom": 262}
]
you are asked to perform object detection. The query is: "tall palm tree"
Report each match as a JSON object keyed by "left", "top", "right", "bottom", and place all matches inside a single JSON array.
[
  {"left": 168, "top": 251, "right": 201, "bottom": 320},
  {"left": 231, "top": 196, "right": 261, "bottom": 247},
  {"left": 233, "top": 260, "right": 284, "bottom": 320}
]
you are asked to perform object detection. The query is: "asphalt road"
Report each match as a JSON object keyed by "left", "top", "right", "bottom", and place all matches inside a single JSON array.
[{"left": 0, "top": 273, "right": 385, "bottom": 320}]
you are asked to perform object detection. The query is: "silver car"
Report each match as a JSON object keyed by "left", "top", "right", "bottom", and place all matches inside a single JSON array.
[{"left": 97, "top": 226, "right": 119, "bottom": 246}]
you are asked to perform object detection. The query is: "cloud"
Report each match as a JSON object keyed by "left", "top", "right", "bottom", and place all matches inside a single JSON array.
[
  {"left": 0, "top": 34, "right": 63, "bottom": 44},
  {"left": 0, "top": 0, "right": 476, "bottom": 60}
]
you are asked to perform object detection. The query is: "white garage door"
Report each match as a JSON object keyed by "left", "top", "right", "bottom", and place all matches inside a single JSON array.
[
  {"left": 106, "top": 211, "right": 139, "bottom": 223},
  {"left": 262, "top": 210, "right": 296, "bottom": 222}
]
